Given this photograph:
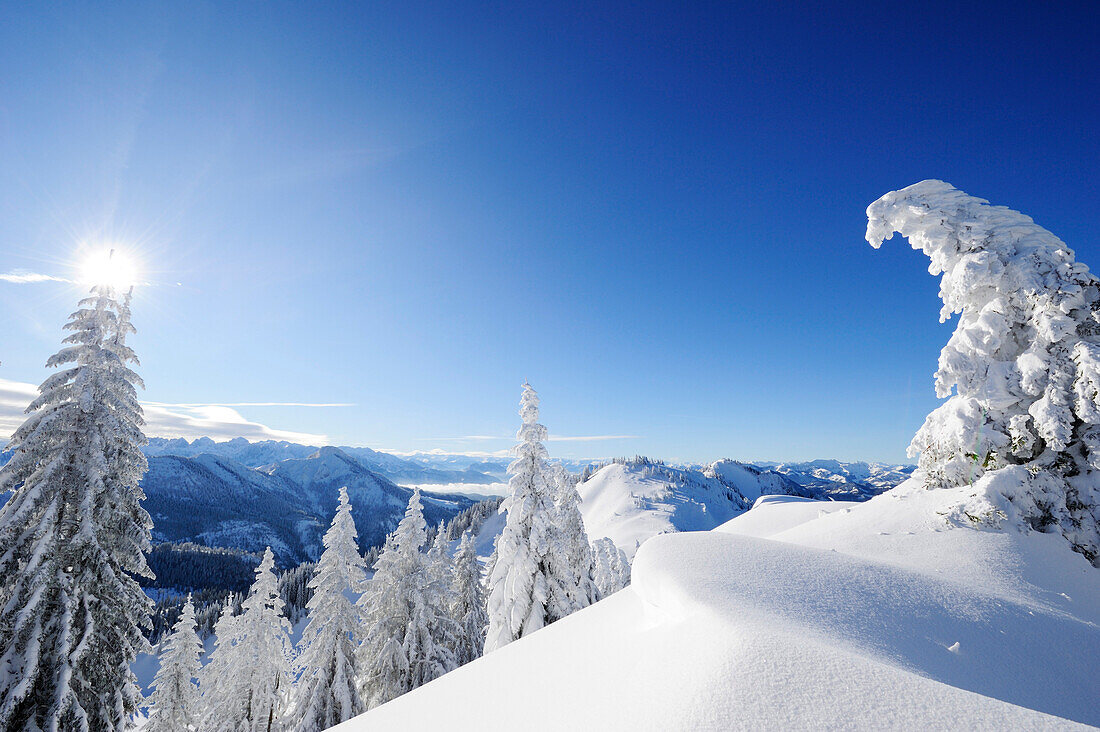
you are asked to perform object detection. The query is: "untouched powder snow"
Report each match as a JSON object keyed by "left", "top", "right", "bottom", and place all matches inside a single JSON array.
[{"left": 344, "top": 483, "right": 1099, "bottom": 730}]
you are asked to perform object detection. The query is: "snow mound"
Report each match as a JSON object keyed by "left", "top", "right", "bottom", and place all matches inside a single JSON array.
[{"left": 344, "top": 481, "right": 1099, "bottom": 730}]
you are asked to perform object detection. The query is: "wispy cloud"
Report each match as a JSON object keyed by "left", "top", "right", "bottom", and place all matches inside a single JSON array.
[
  {"left": 428, "top": 434, "right": 640, "bottom": 443},
  {"left": 0, "top": 270, "right": 70, "bottom": 284},
  {"left": 548, "top": 434, "right": 640, "bottom": 442},
  {"left": 144, "top": 401, "right": 354, "bottom": 408},
  {"left": 385, "top": 447, "right": 514, "bottom": 459},
  {"left": 0, "top": 378, "right": 329, "bottom": 444}
]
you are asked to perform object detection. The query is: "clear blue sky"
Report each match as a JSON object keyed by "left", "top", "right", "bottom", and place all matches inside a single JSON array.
[{"left": 1, "top": 2, "right": 1097, "bottom": 464}]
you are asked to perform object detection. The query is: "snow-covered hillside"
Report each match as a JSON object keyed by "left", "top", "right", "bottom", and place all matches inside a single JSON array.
[
  {"left": 577, "top": 458, "right": 809, "bottom": 559},
  {"left": 344, "top": 483, "right": 1099, "bottom": 730},
  {"left": 142, "top": 448, "right": 474, "bottom": 565}
]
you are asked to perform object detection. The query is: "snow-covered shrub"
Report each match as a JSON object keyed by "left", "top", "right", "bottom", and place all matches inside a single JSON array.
[
  {"left": 591, "top": 537, "right": 631, "bottom": 596},
  {"left": 868, "top": 180, "right": 1100, "bottom": 564}
]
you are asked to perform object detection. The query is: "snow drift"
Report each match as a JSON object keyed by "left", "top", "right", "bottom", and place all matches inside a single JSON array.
[{"left": 343, "top": 484, "right": 1099, "bottom": 730}]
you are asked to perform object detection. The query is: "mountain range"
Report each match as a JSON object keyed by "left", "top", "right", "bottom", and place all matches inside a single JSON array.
[
  {"left": 0, "top": 436, "right": 914, "bottom": 570},
  {"left": 141, "top": 447, "right": 475, "bottom": 566},
  {"left": 142, "top": 437, "right": 506, "bottom": 486}
]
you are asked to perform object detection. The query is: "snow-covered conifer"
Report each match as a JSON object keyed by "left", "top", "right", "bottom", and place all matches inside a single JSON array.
[
  {"left": 233, "top": 547, "right": 293, "bottom": 731},
  {"left": 549, "top": 463, "right": 600, "bottom": 614},
  {"left": 291, "top": 487, "right": 368, "bottom": 731},
  {"left": 357, "top": 490, "right": 457, "bottom": 709},
  {"left": 450, "top": 531, "right": 488, "bottom": 666},
  {"left": 591, "top": 537, "right": 631, "bottom": 596},
  {"left": 146, "top": 594, "right": 204, "bottom": 732},
  {"left": 197, "top": 597, "right": 239, "bottom": 730},
  {"left": 426, "top": 520, "right": 454, "bottom": 610},
  {"left": 868, "top": 181, "right": 1100, "bottom": 563},
  {"left": 200, "top": 550, "right": 291, "bottom": 731},
  {"left": 0, "top": 284, "right": 154, "bottom": 730},
  {"left": 484, "top": 382, "right": 571, "bottom": 652}
]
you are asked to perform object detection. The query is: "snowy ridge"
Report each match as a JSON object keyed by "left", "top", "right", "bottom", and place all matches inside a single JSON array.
[
  {"left": 347, "top": 485, "right": 1099, "bottom": 730},
  {"left": 577, "top": 458, "right": 809, "bottom": 559}
]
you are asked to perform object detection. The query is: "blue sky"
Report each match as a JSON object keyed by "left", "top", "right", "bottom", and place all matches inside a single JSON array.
[{"left": 0, "top": 2, "right": 1097, "bottom": 463}]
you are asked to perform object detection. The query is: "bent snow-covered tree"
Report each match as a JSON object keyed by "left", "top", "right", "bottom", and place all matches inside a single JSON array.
[
  {"left": 868, "top": 180, "right": 1100, "bottom": 564},
  {"left": 0, "top": 285, "right": 153, "bottom": 730}
]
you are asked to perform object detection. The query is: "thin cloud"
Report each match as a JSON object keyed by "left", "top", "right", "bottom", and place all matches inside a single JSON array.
[{"left": 0, "top": 271, "right": 71, "bottom": 284}]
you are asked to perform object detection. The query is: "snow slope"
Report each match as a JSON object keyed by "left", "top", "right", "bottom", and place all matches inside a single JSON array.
[{"left": 345, "top": 483, "right": 1099, "bottom": 730}]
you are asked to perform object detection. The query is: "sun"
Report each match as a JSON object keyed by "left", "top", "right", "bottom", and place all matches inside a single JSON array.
[{"left": 78, "top": 248, "right": 140, "bottom": 291}]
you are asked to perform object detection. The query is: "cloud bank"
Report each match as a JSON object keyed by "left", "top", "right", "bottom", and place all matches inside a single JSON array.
[{"left": 0, "top": 378, "right": 329, "bottom": 444}]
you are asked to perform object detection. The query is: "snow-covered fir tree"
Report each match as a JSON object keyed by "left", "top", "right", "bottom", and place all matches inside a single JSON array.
[
  {"left": 197, "top": 598, "right": 240, "bottom": 731},
  {"left": 291, "top": 487, "right": 368, "bottom": 731},
  {"left": 485, "top": 382, "right": 573, "bottom": 652},
  {"left": 591, "top": 537, "right": 631, "bottom": 596},
  {"left": 233, "top": 548, "right": 293, "bottom": 731},
  {"left": 868, "top": 180, "right": 1100, "bottom": 564},
  {"left": 357, "top": 489, "right": 457, "bottom": 709},
  {"left": 426, "top": 520, "right": 454, "bottom": 615},
  {"left": 449, "top": 531, "right": 488, "bottom": 666},
  {"left": 549, "top": 462, "right": 600, "bottom": 613},
  {"left": 0, "top": 284, "right": 154, "bottom": 731},
  {"left": 146, "top": 594, "right": 204, "bottom": 732}
]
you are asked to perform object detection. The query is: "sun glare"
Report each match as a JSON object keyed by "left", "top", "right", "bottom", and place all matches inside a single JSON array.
[{"left": 78, "top": 248, "right": 140, "bottom": 290}]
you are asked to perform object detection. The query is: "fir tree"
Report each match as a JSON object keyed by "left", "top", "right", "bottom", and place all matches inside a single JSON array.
[
  {"left": 0, "top": 284, "right": 153, "bottom": 731},
  {"left": 233, "top": 548, "right": 293, "bottom": 732},
  {"left": 450, "top": 531, "right": 488, "bottom": 666},
  {"left": 484, "top": 382, "right": 570, "bottom": 652},
  {"left": 146, "top": 594, "right": 203, "bottom": 732},
  {"left": 548, "top": 462, "right": 600, "bottom": 615},
  {"left": 357, "top": 490, "right": 457, "bottom": 709},
  {"left": 291, "top": 487, "right": 367, "bottom": 731},
  {"left": 197, "top": 598, "right": 240, "bottom": 731}
]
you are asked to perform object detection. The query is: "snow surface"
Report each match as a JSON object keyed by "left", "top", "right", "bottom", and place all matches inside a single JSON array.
[{"left": 343, "top": 481, "right": 1099, "bottom": 730}]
